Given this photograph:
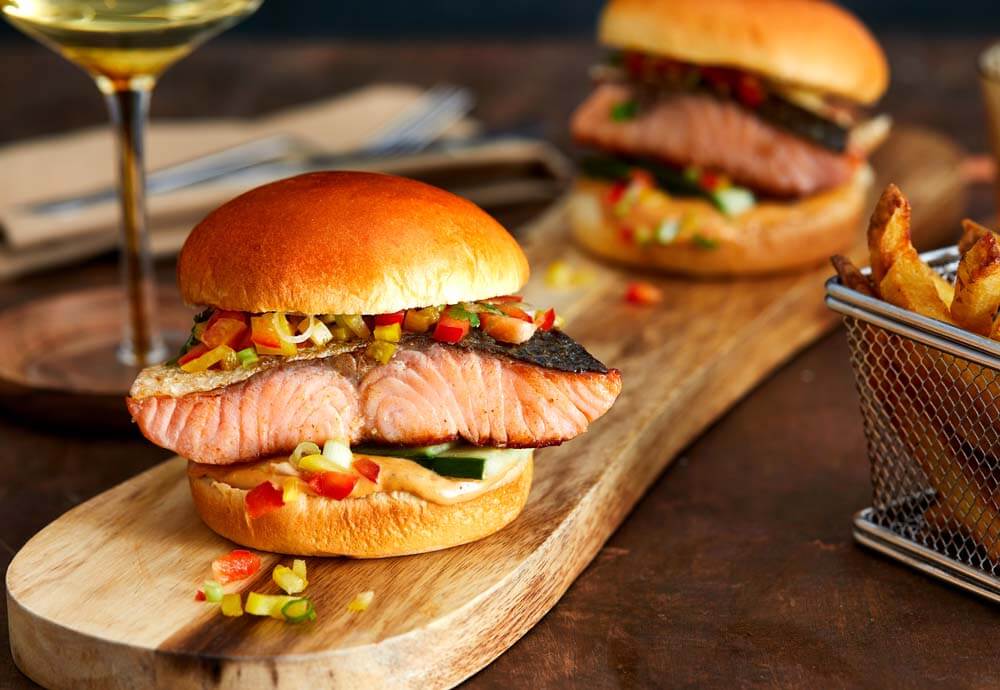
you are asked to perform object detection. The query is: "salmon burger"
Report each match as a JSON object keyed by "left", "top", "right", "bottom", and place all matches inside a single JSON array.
[
  {"left": 127, "top": 171, "right": 621, "bottom": 557},
  {"left": 568, "top": 0, "right": 890, "bottom": 276}
]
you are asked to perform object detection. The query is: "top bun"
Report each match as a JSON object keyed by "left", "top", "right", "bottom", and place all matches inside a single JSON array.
[
  {"left": 178, "top": 172, "right": 530, "bottom": 315},
  {"left": 599, "top": 0, "right": 888, "bottom": 104}
]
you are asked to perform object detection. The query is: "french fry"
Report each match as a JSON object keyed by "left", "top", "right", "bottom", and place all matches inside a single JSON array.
[
  {"left": 830, "top": 255, "right": 874, "bottom": 297},
  {"left": 958, "top": 219, "right": 996, "bottom": 257},
  {"left": 878, "top": 252, "right": 953, "bottom": 322},
  {"left": 866, "top": 183, "right": 912, "bottom": 291},
  {"left": 951, "top": 232, "right": 1000, "bottom": 335}
]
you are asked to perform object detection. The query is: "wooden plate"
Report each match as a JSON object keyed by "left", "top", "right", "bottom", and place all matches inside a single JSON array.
[
  {"left": 0, "top": 285, "right": 193, "bottom": 431},
  {"left": 5, "top": 127, "right": 967, "bottom": 688}
]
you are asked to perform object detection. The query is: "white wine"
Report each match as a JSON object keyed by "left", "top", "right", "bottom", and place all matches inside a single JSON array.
[{"left": 2, "top": 0, "right": 261, "bottom": 90}]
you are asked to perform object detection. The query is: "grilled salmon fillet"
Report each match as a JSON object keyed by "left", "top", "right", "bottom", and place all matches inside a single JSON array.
[
  {"left": 571, "top": 83, "right": 856, "bottom": 198},
  {"left": 127, "top": 334, "right": 621, "bottom": 465}
]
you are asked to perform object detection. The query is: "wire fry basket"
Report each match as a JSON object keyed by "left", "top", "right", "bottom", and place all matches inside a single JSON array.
[{"left": 827, "top": 246, "right": 1000, "bottom": 601}]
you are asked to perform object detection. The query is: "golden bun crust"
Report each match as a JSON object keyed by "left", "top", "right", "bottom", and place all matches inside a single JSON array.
[
  {"left": 599, "top": 0, "right": 888, "bottom": 104},
  {"left": 568, "top": 166, "right": 872, "bottom": 276},
  {"left": 178, "top": 172, "right": 530, "bottom": 314},
  {"left": 188, "top": 457, "right": 533, "bottom": 557}
]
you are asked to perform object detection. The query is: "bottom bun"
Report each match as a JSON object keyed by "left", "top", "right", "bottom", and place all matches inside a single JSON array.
[
  {"left": 568, "top": 165, "right": 872, "bottom": 276},
  {"left": 188, "top": 456, "right": 533, "bottom": 557}
]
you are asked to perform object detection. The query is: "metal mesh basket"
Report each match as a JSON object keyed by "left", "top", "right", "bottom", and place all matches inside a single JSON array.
[{"left": 827, "top": 246, "right": 1000, "bottom": 601}]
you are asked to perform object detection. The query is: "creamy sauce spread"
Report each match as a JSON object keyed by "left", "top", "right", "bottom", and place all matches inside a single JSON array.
[{"left": 188, "top": 452, "right": 530, "bottom": 506}]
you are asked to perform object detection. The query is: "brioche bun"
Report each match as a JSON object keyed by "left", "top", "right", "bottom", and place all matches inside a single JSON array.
[
  {"left": 178, "top": 172, "right": 529, "bottom": 315},
  {"left": 599, "top": 0, "right": 888, "bottom": 104},
  {"left": 188, "top": 456, "right": 533, "bottom": 557},
  {"left": 568, "top": 165, "right": 872, "bottom": 276}
]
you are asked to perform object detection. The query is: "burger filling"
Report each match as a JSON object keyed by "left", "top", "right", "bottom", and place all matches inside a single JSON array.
[
  {"left": 570, "top": 50, "right": 889, "bottom": 249},
  {"left": 170, "top": 295, "right": 562, "bottom": 376},
  {"left": 190, "top": 440, "right": 532, "bottom": 514}
]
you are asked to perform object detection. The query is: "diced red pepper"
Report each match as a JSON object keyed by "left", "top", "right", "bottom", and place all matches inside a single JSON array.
[
  {"left": 433, "top": 314, "right": 471, "bottom": 344},
  {"left": 373, "top": 311, "right": 405, "bottom": 326},
  {"left": 178, "top": 342, "right": 209, "bottom": 366},
  {"left": 353, "top": 457, "right": 381, "bottom": 483},
  {"left": 700, "top": 66, "right": 735, "bottom": 92},
  {"left": 307, "top": 471, "right": 358, "bottom": 500},
  {"left": 605, "top": 181, "right": 628, "bottom": 206},
  {"left": 201, "top": 316, "right": 248, "bottom": 349},
  {"left": 484, "top": 295, "right": 524, "bottom": 305},
  {"left": 498, "top": 304, "right": 533, "bottom": 322},
  {"left": 624, "top": 51, "right": 646, "bottom": 77},
  {"left": 233, "top": 327, "right": 255, "bottom": 352},
  {"left": 618, "top": 225, "right": 635, "bottom": 244},
  {"left": 250, "top": 315, "right": 281, "bottom": 349},
  {"left": 736, "top": 74, "right": 765, "bottom": 108},
  {"left": 535, "top": 308, "right": 556, "bottom": 332},
  {"left": 625, "top": 281, "right": 664, "bottom": 306},
  {"left": 245, "top": 481, "right": 284, "bottom": 519},
  {"left": 699, "top": 171, "right": 722, "bottom": 192},
  {"left": 194, "top": 590, "right": 206, "bottom": 602},
  {"left": 211, "top": 549, "right": 262, "bottom": 584}
]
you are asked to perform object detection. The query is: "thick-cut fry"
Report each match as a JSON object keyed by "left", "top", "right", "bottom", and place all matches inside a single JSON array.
[
  {"left": 951, "top": 232, "right": 1000, "bottom": 335},
  {"left": 830, "top": 255, "right": 874, "bottom": 297},
  {"left": 866, "top": 183, "right": 912, "bottom": 291},
  {"left": 958, "top": 219, "right": 996, "bottom": 257},
  {"left": 878, "top": 253, "right": 953, "bottom": 322}
]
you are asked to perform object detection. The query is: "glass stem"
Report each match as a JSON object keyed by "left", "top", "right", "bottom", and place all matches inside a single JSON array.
[{"left": 103, "top": 85, "right": 164, "bottom": 368}]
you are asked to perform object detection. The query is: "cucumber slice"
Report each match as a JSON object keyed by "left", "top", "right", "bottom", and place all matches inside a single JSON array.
[
  {"left": 436, "top": 447, "right": 532, "bottom": 480},
  {"left": 352, "top": 442, "right": 454, "bottom": 459},
  {"left": 426, "top": 456, "right": 487, "bottom": 480}
]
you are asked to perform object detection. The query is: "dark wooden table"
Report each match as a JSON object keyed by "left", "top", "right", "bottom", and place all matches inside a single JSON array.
[{"left": 2, "top": 34, "right": 999, "bottom": 688}]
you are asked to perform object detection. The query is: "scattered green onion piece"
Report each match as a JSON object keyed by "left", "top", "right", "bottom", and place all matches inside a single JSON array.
[
  {"left": 610, "top": 100, "right": 638, "bottom": 121},
  {"left": 655, "top": 218, "right": 680, "bottom": 245},
  {"left": 710, "top": 187, "right": 756, "bottom": 216},
  {"left": 203, "top": 579, "right": 224, "bottom": 603},
  {"left": 289, "top": 441, "right": 321, "bottom": 467},
  {"left": 281, "top": 597, "right": 316, "bottom": 624},
  {"left": 691, "top": 234, "right": 720, "bottom": 250},
  {"left": 236, "top": 347, "right": 259, "bottom": 367},
  {"left": 322, "top": 439, "right": 353, "bottom": 470}
]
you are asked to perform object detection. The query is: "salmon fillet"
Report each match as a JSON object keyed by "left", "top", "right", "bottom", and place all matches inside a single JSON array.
[
  {"left": 127, "top": 340, "right": 622, "bottom": 465},
  {"left": 571, "top": 83, "right": 856, "bottom": 198}
]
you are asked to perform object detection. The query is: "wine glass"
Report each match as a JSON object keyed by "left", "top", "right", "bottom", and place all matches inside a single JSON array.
[{"left": 1, "top": 0, "right": 262, "bottom": 371}]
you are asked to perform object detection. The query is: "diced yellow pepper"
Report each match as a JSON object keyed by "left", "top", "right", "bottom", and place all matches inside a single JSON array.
[
  {"left": 251, "top": 313, "right": 297, "bottom": 356},
  {"left": 245, "top": 592, "right": 297, "bottom": 619},
  {"left": 292, "top": 559, "right": 307, "bottom": 581},
  {"left": 308, "top": 319, "right": 333, "bottom": 347},
  {"left": 347, "top": 590, "right": 374, "bottom": 613},
  {"left": 335, "top": 314, "right": 370, "bottom": 340},
  {"left": 373, "top": 322, "right": 401, "bottom": 342},
  {"left": 221, "top": 593, "right": 243, "bottom": 617},
  {"left": 403, "top": 307, "right": 440, "bottom": 333},
  {"left": 366, "top": 341, "right": 397, "bottom": 364},
  {"left": 282, "top": 477, "right": 301, "bottom": 504},
  {"left": 180, "top": 344, "right": 237, "bottom": 373},
  {"left": 298, "top": 453, "right": 340, "bottom": 473},
  {"left": 329, "top": 325, "right": 350, "bottom": 341},
  {"left": 273, "top": 565, "right": 307, "bottom": 595}
]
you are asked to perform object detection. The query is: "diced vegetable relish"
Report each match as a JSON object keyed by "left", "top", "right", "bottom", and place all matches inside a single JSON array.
[{"left": 174, "top": 298, "right": 560, "bottom": 372}]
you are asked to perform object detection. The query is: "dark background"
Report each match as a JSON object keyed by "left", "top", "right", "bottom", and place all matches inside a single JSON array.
[{"left": 0, "top": 0, "right": 999, "bottom": 40}]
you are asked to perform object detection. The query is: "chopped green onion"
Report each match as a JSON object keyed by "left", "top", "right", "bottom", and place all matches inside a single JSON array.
[
  {"left": 446, "top": 305, "right": 480, "bottom": 327},
  {"left": 710, "top": 187, "right": 756, "bottom": 216},
  {"left": 289, "top": 441, "right": 321, "bottom": 467},
  {"left": 692, "top": 234, "right": 720, "bottom": 250},
  {"left": 281, "top": 597, "right": 316, "bottom": 624},
  {"left": 236, "top": 347, "right": 259, "bottom": 367},
  {"left": 610, "top": 100, "right": 638, "bottom": 121},
  {"left": 322, "top": 439, "right": 353, "bottom": 470},
  {"left": 203, "top": 579, "right": 224, "bottom": 603},
  {"left": 655, "top": 218, "right": 680, "bottom": 245}
]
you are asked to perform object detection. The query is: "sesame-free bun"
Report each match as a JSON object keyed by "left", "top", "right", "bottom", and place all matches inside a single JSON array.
[
  {"left": 599, "top": 0, "right": 888, "bottom": 104},
  {"left": 188, "top": 456, "right": 533, "bottom": 557},
  {"left": 178, "top": 172, "right": 530, "bottom": 315},
  {"left": 568, "top": 165, "right": 872, "bottom": 276}
]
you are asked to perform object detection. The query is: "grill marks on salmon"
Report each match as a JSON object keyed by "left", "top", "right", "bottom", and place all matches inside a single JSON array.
[
  {"left": 571, "top": 83, "right": 856, "bottom": 198},
  {"left": 127, "top": 343, "right": 622, "bottom": 465}
]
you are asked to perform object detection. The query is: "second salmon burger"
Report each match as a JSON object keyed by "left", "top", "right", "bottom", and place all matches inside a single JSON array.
[{"left": 127, "top": 172, "right": 622, "bottom": 557}]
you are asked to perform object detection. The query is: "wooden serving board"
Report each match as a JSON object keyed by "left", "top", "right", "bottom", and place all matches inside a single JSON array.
[{"left": 6, "top": 127, "right": 965, "bottom": 689}]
